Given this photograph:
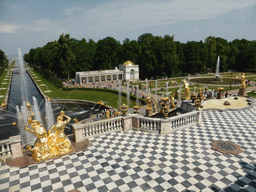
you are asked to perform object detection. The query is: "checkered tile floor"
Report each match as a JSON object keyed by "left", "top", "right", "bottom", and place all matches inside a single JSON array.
[{"left": 1, "top": 107, "right": 256, "bottom": 192}]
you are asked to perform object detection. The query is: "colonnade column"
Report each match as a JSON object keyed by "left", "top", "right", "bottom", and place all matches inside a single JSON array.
[
  {"left": 99, "top": 76, "right": 101, "bottom": 82},
  {"left": 93, "top": 76, "right": 95, "bottom": 82},
  {"left": 86, "top": 77, "right": 89, "bottom": 83},
  {"left": 105, "top": 75, "right": 107, "bottom": 81}
]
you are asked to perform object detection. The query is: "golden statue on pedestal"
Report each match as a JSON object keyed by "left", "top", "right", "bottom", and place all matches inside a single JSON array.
[
  {"left": 25, "top": 109, "right": 73, "bottom": 162},
  {"left": 146, "top": 94, "right": 152, "bottom": 109},
  {"left": 170, "top": 96, "right": 176, "bottom": 109},
  {"left": 236, "top": 73, "right": 246, "bottom": 88},
  {"left": 182, "top": 79, "right": 191, "bottom": 100}
]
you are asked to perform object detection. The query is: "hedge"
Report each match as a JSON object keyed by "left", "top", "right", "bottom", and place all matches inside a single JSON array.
[
  {"left": 62, "top": 87, "right": 146, "bottom": 105},
  {"left": 28, "top": 64, "right": 63, "bottom": 88}
]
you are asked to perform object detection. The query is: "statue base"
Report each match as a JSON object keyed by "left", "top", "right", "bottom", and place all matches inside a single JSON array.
[
  {"left": 146, "top": 108, "right": 153, "bottom": 117},
  {"left": 217, "top": 92, "right": 223, "bottom": 99},
  {"left": 6, "top": 139, "right": 90, "bottom": 167},
  {"left": 238, "top": 87, "right": 247, "bottom": 97}
]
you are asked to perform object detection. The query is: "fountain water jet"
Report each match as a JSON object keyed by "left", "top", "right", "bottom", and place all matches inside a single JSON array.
[{"left": 214, "top": 56, "right": 222, "bottom": 81}]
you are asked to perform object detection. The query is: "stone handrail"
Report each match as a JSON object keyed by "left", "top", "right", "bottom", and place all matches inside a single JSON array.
[
  {"left": 139, "top": 117, "right": 161, "bottom": 133},
  {"left": 136, "top": 110, "right": 200, "bottom": 134},
  {"left": 162, "top": 111, "right": 198, "bottom": 132},
  {"left": 0, "top": 135, "right": 23, "bottom": 161},
  {"left": 73, "top": 116, "right": 123, "bottom": 143}
]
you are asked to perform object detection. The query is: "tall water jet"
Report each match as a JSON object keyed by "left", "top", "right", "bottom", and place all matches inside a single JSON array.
[
  {"left": 45, "top": 99, "right": 55, "bottom": 130},
  {"left": 136, "top": 85, "right": 140, "bottom": 106},
  {"left": 214, "top": 56, "right": 222, "bottom": 81},
  {"left": 126, "top": 81, "right": 130, "bottom": 110},
  {"left": 155, "top": 80, "right": 157, "bottom": 96},
  {"left": 18, "top": 48, "right": 29, "bottom": 103},
  {"left": 118, "top": 80, "right": 122, "bottom": 108},
  {"left": 32, "top": 96, "right": 43, "bottom": 124},
  {"left": 145, "top": 79, "right": 148, "bottom": 95},
  {"left": 166, "top": 82, "right": 168, "bottom": 96}
]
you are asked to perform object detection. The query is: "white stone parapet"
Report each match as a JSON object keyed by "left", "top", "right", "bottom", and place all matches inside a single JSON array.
[
  {"left": 72, "top": 116, "right": 124, "bottom": 143},
  {"left": 0, "top": 135, "right": 23, "bottom": 161}
]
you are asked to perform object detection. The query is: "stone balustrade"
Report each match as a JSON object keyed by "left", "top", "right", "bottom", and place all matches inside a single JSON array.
[
  {"left": 161, "top": 111, "right": 199, "bottom": 134},
  {"left": 0, "top": 135, "right": 23, "bottom": 161},
  {"left": 72, "top": 116, "right": 125, "bottom": 143},
  {"left": 139, "top": 117, "right": 161, "bottom": 133},
  {"left": 73, "top": 110, "right": 201, "bottom": 143}
]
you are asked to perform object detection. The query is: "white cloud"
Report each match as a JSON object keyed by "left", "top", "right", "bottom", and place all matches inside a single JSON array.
[
  {"left": 58, "top": 0, "right": 256, "bottom": 33},
  {"left": 0, "top": 23, "right": 18, "bottom": 34}
]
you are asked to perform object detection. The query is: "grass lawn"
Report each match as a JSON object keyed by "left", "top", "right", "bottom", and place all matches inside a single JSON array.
[
  {"left": 0, "top": 61, "right": 15, "bottom": 105},
  {"left": 28, "top": 68, "right": 141, "bottom": 109}
]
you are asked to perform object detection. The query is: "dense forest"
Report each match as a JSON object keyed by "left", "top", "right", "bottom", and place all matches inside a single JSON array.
[
  {"left": 0, "top": 49, "right": 9, "bottom": 76},
  {"left": 23, "top": 33, "right": 256, "bottom": 80}
]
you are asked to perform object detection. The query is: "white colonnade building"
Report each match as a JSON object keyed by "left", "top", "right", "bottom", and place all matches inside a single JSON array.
[{"left": 76, "top": 60, "right": 139, "bottom": 83}]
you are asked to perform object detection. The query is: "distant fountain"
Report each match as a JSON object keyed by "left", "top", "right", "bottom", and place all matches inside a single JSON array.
[
  {"left": 166, "top": 82, "right": 168, "bottom": 97},
  {"left": 214, "top": 56, "right": 222, "bottom": 81},
  {"left": 155, "top": 80, "right": 157, "bottom": 96},
  {"left": 136, "top": 85, "right": 140, "bottom": 106},
  {"left": 118, "top": 80, "right": 122, "bottom": 108},
  {"left": 145, "top": 79, "right": 148, "bottom": 95},
  {"left": 126, "top": 81, "right": 130, "bottom": 111}
]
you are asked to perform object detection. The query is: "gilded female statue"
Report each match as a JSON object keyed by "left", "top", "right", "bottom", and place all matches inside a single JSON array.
[
  {"left": 182, "top": 79, "right": 191, "bottom": 100},
  {"left": 48, "top": 111, "right": 73, "bottom": 156},
  {"left": 236, "top": 73, "right": 246, "bottom": 88},
  {"left": 25, "top": 117, "right": 54, "bottom": 161}
]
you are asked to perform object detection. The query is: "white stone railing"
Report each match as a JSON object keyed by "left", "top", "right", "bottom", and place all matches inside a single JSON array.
[
  {"left": 0, "top": 135, "right": 23, "bottom": 161},
  {"left": 0, "top": 139, "right": 12, "bottom": 160},
  {"left": 163, "top": 111, "right": 198, "bottom": 131},
  {"left": 139, "top": 117, "right": 161, "bottom": 133},
  {"left": 73, "top": 111, "right": 201, "bottom": 143},
  {"left": 73, "top": 116, "right": 124, "bottom": 143},
  {"left": 134, "top": 110, "right": 200, "bottom": 134}
]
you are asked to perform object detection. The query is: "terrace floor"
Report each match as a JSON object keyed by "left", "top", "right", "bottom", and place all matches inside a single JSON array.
[{"left": 1, "top": 107, "right": 256, "bottom": 192}]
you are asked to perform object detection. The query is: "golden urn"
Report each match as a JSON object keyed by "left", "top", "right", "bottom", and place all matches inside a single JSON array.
[{"left": 120, "top": 103, "right": 128, "bottom": 115}]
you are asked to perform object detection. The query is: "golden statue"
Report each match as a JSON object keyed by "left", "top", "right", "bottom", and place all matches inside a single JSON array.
[
  {"left": 160, "top": 97, "right": 170, "bottom": 118},
  {"left": 146, "top": 94, "right": 152, "bottom": 109},
  {"left": 106, "top": 110, "right": 110, "bottom": 119},
  {"left": 48, "top": 111, "right": 73, "bottom": 156},
  {"left": 170, "top": 96, "right": 176, "bottom": 109},
  {"left": 236, "top": 73, "right": 246, "bottom": 88},
  {"left": 182, "top": 79, "right": 191, "bottom": 100},
  {"left": 25, "top": 117, "right": 54, "bottom": 162},
  {"left": 25, "top": 108, "right": 73, "bottom": 162}
]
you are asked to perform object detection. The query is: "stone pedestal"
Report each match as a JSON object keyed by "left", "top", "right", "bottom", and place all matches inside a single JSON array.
[
  {"left": 9, "top": 135, "right": 23, "bottom": 159},
  {"left": 72, "top": 124, "right": 85, "bottom": 143},
  {"left": 238, "top": 87, "right": 247, "bottom": 96},
  {"left": 146, "top": 108, "right": 153, "bottom": 117},
  {"left": 217, "top": 92, "right": 223, "bottom": 99}
]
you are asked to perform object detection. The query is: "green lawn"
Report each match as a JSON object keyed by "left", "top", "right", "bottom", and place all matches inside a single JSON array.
[
  {"left": 0, "top": 61, "right": 15, "bottom": 105},
  {"left": 28, "top": 69, "right": 141, "bottom": 109}
]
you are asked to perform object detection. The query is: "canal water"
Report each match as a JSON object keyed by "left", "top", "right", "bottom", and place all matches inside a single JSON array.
[
  {"left": 0, "top": 69, "right": 108, "bottom": 141},
  {"left": 0, "top": 70, "right": 45, "bottom": 140}
]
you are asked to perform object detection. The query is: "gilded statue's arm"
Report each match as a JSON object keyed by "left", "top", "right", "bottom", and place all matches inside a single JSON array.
[
  {"left": 63, "top": 114, "right": 71, "bottom": 124},
  {"left": 25, "top": 117, "right": 34, "bottom": 133},
  {"left": 48, "top": 125, "right": 56, "bottom": 134}
]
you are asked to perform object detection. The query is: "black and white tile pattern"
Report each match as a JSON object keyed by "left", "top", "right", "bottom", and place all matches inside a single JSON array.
[{"left": 1, "top": 107, "right": 256, "bottom": 191}]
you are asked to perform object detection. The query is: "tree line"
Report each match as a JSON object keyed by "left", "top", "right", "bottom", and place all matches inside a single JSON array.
[
  {"left": 23, "top": 33, "right": 256, "bottom": 80},
  {"left": 0, "top": 49, "right": 9, "bottom": 76}
]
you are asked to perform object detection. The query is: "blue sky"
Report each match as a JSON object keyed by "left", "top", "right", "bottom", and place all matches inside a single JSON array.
[{"left": 0, "top": 0, "right": 255, "bottom": 59}]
